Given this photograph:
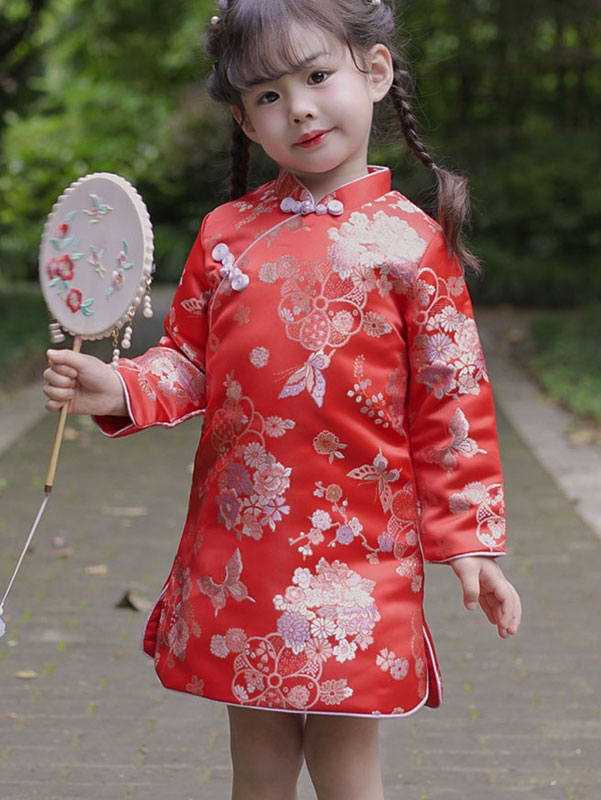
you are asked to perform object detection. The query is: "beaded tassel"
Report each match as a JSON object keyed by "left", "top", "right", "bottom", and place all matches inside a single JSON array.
[
  {"left": 48, "top": 321, "right": 65, "bottom": 344},
  {"left": 143, "top": 291, "right": 153, "bottom": 319},
  {"left": 121, "top": 325, "right": 133, "bottom": 350}
]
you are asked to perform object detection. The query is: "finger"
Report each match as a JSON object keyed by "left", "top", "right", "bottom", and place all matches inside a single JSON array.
[
  {"left": 43, "top": 384, "right": 74, "bottom": 404},
  {"left": 43, "top": 368, "right": 76, "bottom": 389},
  {"left": 479, "top": 593, "right": 496, "bottom": 626}
]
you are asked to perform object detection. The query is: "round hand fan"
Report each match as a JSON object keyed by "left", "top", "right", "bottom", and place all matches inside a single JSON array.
[{"left": 1, "top": 173, "right": 155, "bottom": 637}]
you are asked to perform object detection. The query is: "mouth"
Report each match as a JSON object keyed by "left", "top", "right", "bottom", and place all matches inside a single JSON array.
[{"left": 294, "top": 129, "right": 333, "bottom": 148}]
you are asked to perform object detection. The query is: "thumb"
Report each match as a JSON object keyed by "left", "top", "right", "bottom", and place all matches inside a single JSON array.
[
  {"left": 462, "top": 573, "right": 480, "bottom": 610},
  {"left": 453, "top": 561, "right": 480, "bottom": 611}
]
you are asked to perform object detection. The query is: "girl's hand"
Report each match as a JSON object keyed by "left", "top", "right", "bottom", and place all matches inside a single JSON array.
[
  {"left": 449, "top": 556, "right": 521, "bottom": 638},
  {"left": 43, "top": 347, "right": 128, "bottom": 418}
]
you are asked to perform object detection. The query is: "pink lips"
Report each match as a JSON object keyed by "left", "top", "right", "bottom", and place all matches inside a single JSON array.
[{"left": 294, "top": 129, "right": 332, "bottom": 148}]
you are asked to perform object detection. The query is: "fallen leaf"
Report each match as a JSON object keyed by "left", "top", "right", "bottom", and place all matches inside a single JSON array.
[
  {"left": 84, "top": 564, "right": 108, "bottom": 576},
  {"left": 15, "top": 670, "right": 39, "bottom": 680},
  {"left": 53, "top": 547, "right": 74, "bottom": 559},
  {"left": 115, "top": 590, "right": 153, "bottom": 613},
  {"left": 51, "top": 536, "right": 66, "bottom": 548}
]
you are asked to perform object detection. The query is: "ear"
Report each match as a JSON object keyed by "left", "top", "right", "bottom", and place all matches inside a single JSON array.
[
  {"left": 366, "top": 44, "right": 393, "bottom": 103},
  {"left": 230, "top": 105, "right": 260, "bottom": 144}
]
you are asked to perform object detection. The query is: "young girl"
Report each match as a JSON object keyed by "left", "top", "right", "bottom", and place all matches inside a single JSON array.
[{"left": 44, "top": 1, "right": 521, "bottom": 797}]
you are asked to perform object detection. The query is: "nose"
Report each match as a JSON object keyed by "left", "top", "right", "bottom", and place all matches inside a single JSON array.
[{"left": 287, "top": 88, "right": 317, "bottom": 124}]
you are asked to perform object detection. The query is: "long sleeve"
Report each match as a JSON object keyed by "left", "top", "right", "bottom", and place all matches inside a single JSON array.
[
  {"left": 404, "top": 232, "right": 506, "bottom": 563},
  {"left": 95, "top": 216, "right": 212, "bottom": 438}
]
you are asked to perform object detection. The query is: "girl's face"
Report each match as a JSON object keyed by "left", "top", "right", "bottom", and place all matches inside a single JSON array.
[{"left": 235, "top": 27, "right": 393, "bottom": 199}]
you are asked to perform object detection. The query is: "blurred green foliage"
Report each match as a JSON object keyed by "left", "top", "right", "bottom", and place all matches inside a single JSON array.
[
  {"left": 1, "top": 0, "right": 600, "bottom": 305},
  {"left": 524, "top": 307, "right": 601, "bottom": 422}
]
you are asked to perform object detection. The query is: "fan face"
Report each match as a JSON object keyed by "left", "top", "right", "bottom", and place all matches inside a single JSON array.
[{"left": 39, "top": 173, "right": 154, "bottom": 339}]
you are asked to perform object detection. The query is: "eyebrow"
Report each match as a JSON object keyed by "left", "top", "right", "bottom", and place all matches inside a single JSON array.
[{"left": 247, "top": 50, "right": 333, "bottom": 88}]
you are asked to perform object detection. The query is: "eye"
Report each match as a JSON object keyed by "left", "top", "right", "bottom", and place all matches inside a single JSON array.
[
  {"left": 257, "top": 91, "right": 279, "bottom": 105},
  {"left": 308, "top": 71, "right": 328, "bottom": 85}
]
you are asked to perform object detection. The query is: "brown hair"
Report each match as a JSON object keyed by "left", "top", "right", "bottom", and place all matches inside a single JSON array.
[{"left": 205, "top": 0, "right": 479, "bottom": 272}]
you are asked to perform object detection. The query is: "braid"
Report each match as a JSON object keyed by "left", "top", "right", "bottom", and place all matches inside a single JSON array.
[
  {"left": 229, "top": 118, "right": 251, "bottom": 200},
  {"left": 390, "top": 56, "right": 481, "bottom": 274}
]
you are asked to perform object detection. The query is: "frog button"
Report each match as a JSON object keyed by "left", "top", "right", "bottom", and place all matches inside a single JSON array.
[
  {"left": 280, "top": 197, "right": 296, "bottom": 213},
  {"left": 231, "top": 271, "right": 250, "bottom": 292},
  {"left": 212, "top": 242, "right": 230, "bottom": 262},
  {"left": 327, "top": 199, "right": 344, "bottom": 216}
]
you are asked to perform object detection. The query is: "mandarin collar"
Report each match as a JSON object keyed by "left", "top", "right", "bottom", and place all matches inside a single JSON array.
[{"left": 274, "top": 166, "right": 391, "bottom": 216}]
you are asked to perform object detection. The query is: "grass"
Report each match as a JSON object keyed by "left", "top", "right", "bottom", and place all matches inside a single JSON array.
[
  {"left": 0, "top": 282, "right": 49, "bottom": 394},
  {"left": 523, "top": 305, "right": 601, "bottom": 424}
]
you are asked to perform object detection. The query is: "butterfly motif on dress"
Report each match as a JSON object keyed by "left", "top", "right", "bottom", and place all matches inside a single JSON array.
[
  {"left": 424, "top": 408, "right": 486, "bottom": 474},
  {"left": 278, "top": 350, "right": 332, "bottom": 408},
  {"left": 347, "top": 449, "right": 401, "bottom": 512},
  {"left": 197, "top": 549, "right": 255, "bottom": 616}
]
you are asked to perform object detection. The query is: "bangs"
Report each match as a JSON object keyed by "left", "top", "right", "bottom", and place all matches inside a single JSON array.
[{"left": 221, "top": 0, "right": 350, "bottom": 95}]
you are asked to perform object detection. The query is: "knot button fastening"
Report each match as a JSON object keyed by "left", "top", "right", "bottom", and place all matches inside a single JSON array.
[
  {"left": 212, "top": 242, "right": 249, "bottom": 292},
  {"left": 279, "top": 196, "right": 345, "bottom": 217}
]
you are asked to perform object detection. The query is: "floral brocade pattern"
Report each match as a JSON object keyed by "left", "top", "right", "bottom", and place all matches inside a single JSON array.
[{"left": 106, "top": 167, "right": 507, "bottom": 717}]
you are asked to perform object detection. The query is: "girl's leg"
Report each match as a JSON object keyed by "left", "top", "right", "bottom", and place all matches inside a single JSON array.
[
  {"left": 227, "top": 705, "right": 305, "bottom": 800},
  {"left": 303, "top": 714, "right": 384, "bottom": 800}
]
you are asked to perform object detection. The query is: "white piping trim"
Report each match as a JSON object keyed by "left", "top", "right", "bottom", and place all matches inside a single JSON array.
[
  {"left": 429, "top": 550, "right": 506, "bottom": 564},
  {"left": 422, "top": 624, "right": 443, "bottom": 704}
]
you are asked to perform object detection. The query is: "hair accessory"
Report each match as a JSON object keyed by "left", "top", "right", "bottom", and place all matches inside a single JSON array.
[
  {"left": 367, "top": 0, "right": 382, "bottom": 5},
  {"left": 211, "top": 15, "right": 220, "bottom": 24}
]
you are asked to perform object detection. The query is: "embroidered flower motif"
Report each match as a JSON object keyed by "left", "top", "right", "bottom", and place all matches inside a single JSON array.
[
  {"left": 264, "top": 416, "right": 295, "bottom": 438},
  {"left": 310, "top": 509, "right": 333, "bottom": 531},
  {"left": 185, "top": 675, "right": 205, "bottom": 695},
  {"left": 66, "top": 287, "right": 82, "bottom": 312},
  {"left": 155, "top": 557, "right": 201, "bottom": 669},
  {"left": 449, "top": 482, "right": 506, "bottom": 550},
  {"left": 320, "top": 679, "right": 353, "bottom": 705},
  {"left": 277, "top": 611, "right": 311, "bottom": 653},
  {"left": 362, "top": 311, "right": 392, "bottom": 338},
  {"left": 254, "top": 461, "right": 292, "bottom": 501},
  {"left": 249, "top": 346, "right": 270, "bottom": 368},
  {"left": 313, "top": 430, "right": 347, "bottom": 462},
  {"left": 56, "top": 254, "right": 75, "bottom": 281},
  {"left": 210, "top": 635, "right": 229, "bottom": 658}
]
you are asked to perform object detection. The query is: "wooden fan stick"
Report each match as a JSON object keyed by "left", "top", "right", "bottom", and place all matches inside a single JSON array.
[
  {"left": 0, "top": 337, "right": 82, "bottom": 633},
  {"left": 45, "top": 335, "right": 82, "bottom": 493}
]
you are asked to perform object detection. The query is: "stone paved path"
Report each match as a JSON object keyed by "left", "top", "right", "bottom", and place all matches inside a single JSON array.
[{"left": 1, "top": 307, "right": 600, "bottom": 799}]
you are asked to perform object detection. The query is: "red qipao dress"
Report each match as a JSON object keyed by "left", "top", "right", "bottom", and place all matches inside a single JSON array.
[{"left": 97, "top": 166, "right": 506, "bottom": 717}]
